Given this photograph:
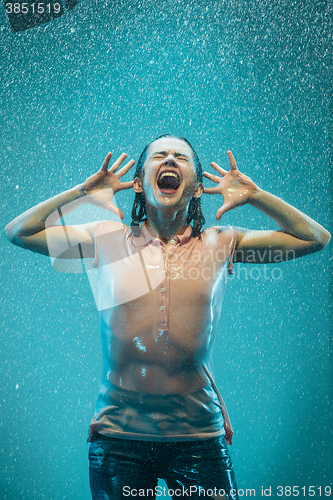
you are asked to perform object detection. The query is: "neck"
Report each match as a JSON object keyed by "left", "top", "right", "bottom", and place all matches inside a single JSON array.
[{"left": 145, "top": 205, "right": 189, "bottom": 243}]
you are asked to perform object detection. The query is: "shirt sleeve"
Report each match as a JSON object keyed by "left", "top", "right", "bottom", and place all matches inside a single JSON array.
[
  {"left": 227, "top": 227, "right": 239, "bottom": 276},
  {"left": 92, "top": 221, "right": 104, "bottom": 269},
  {"left": 92, "top": 220, "right": 125, "bottom": 269}
]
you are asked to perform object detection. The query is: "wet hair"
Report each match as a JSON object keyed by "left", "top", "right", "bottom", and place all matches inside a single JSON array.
[{"left": 131, "top": 134, "right": 205, "bottom": 237}]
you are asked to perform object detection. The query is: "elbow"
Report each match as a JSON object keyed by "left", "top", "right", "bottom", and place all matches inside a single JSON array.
[
  {"left": 320, "top": 229, "right": 331, "bottom": 248},
  {"left": 4, "top": 224, "right": 25, "bottom": 248},
  {"left": 4, "top": 223, "right": 15, "bottom": 243},
  {"left": 314, "top": 229, "right": 331, "bottom": 251}
]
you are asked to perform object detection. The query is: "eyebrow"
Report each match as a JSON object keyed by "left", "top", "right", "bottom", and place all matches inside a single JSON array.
[{"left": 152, "top": 151, "right": 190, "bottom": 159}]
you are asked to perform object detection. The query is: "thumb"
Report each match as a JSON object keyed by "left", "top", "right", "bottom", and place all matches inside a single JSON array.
[
  {"left": 105, "top": 201, "right": 124, "bottom": 220},
  {"left": 216, "top": 202, "right": 232, "bottom": 221}
]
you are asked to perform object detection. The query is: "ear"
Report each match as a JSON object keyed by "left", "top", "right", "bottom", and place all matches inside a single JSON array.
[
  {"left": 192, "top": 182, "right": 203, "bottom": 199},
  {"left": 133, "top": 177, "right": 143, "bottom": 193}
]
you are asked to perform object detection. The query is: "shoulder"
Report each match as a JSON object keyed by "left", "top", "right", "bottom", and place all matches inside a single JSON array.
[
  {"left": 93, "top": 220, "right": 129, "bottom": 239},
  {"left": 200, "top": 227, "right": 239, "bottom": 260},
  {"left": 202, "top": 225, "right": 238, "bottom": 242},
  {"left": 92, "top": 221, "right": 131, "bottom": 267}
]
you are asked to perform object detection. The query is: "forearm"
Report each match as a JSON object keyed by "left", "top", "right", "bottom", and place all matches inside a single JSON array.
[
  {"left": 5, "top": 184, "right": 86, "bottom": 242},
  {"left": 249, "top": 188, "right": 331, "bottom": 247}
]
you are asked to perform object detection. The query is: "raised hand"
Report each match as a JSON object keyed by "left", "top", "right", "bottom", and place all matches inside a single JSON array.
[
  {"left": 80, "top": 152, "right": 135, "bottom": 219},
  {"left": 203, "top": 151, "right": 258, "bottom": 220}
]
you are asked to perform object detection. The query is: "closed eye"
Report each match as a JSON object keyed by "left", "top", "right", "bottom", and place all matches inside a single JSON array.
[
  {"left": 175, "top": 154, "right": 189, "bottom": 161},
  {"left": 152, "top": 152, "right": 190, "bottom": 161}
]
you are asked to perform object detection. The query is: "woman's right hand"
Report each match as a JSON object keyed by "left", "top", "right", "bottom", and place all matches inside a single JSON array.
[{"left": 80, "top": 152, "right": 135, "bottom": 219}]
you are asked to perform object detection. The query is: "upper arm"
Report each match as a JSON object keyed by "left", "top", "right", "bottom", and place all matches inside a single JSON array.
[
  {"left": 234, "top": 228, "right": 324, "bottom": 263},
  {"left": 11, "top": 222, "right": 97, "bottom": 259}
]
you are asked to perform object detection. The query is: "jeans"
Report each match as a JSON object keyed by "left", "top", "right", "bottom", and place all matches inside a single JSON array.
[{"left": 89, "top": 434, "right": 238, "bottom": 500}]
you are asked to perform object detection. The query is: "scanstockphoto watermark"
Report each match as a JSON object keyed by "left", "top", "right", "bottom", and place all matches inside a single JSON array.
[
  {"left": 228, "top": 263, "right": 287, "bottom": 282},
  {"left": 122, "top": 485, "right": 256, "bottom": 497},
  {"left": 44, "top": 195, "right": 296, "bottom": 311},
  {"left": 153, "top": 262, "right": 288, "bottom": 283},
  {"left": 3, "top": 0, "right": 80, "bottom": 32},
  {"left": 123, "top": 485, "right": 333, "bottom": 497},
  {"left": 45, "top": 190, "right": 295, "bottom": 311}
]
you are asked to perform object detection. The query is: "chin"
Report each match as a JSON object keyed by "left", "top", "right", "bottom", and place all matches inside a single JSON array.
[{"left": 155, "top": 189, "right": 183, "bottom": 205}]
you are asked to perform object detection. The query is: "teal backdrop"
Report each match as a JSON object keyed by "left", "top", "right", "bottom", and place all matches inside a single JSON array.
[{"left": 1, "top": 1, "right": 331, "bottom": 499}]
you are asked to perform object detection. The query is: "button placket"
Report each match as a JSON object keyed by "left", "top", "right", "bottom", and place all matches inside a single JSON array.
[
  {"left": 160, "top": 237, "right": 179, "bottom": 329},
  {"left": 158, "top": 241, "right": 168, "bottom": 330},
  {"left": 157, "top": 237, "right": 179, "bottom": 330}
]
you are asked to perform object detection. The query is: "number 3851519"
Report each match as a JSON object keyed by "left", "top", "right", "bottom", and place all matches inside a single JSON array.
[
  {"left": 5, "top": 3, "right": 62, "bottom": 14},
  {"left": 277, "top": 486, "right": 331, "bottom": 497}
]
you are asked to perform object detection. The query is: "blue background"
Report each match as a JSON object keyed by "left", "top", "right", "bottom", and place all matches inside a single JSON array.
[{"left": 0, "top": 0, "right": 331, "bottom": 498}]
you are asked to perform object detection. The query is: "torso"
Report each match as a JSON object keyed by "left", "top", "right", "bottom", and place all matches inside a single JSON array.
[{"left": 93, "top": 221, "right": 237, "bottom": 395}]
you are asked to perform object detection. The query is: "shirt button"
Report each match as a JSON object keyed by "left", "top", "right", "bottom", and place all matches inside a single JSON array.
[
  {"left": 170, "top": 239, "right": 176, "bottom": 245},
  {"left": 160, "top": 306, "right": 165, "bottom": 311},
  {"left": 160, "top": 287, "right": 165, "bottom": 293},
  {"left": 161, "top": 270, "right": 166, "bottom": 275}
]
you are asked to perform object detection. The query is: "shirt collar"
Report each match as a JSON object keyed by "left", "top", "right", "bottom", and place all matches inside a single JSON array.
[
  {"left": 173, "top": 225, "right": 193, "bottom": 245},
  {"left": 131, "top": 223, "right": 193, "bottom": 247}
]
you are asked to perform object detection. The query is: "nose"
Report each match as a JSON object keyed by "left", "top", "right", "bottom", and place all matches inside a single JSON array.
[{"left": 163, "top": 154, "right": 177, "bottom": 166}]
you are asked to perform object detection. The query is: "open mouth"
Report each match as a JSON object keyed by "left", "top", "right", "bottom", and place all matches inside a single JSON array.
[{"left": 157, "top": 171, "right": 181, "bottom": 193}]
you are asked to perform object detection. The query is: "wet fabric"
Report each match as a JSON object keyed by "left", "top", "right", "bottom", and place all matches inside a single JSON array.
[
  {"left": 89, "top": 434, "right": 239, "bottom": 500},
  {"left": 89, "top": 222, "right": 238, "bottom": 443},
  {"left": 89, "top": 381, "right": 227, "bottom": 442}
]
